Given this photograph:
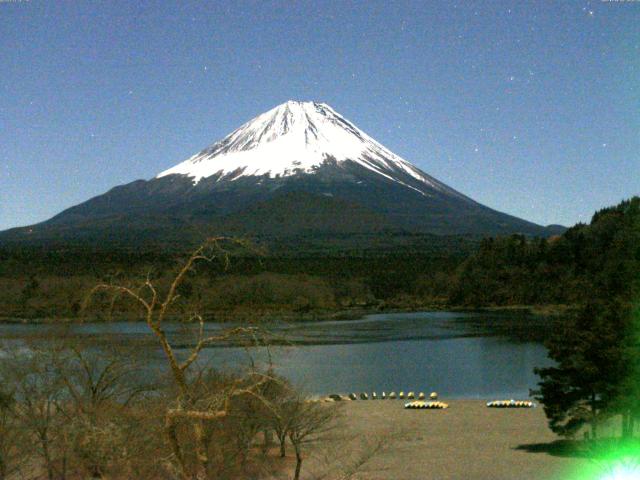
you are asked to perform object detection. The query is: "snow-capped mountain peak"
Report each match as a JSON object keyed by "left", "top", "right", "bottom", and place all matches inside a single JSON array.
[
  {"left": 156, "top": 101, "right": 451, "bottom": 195},
  {"left": 1, "top": 101, "right": 557, "bottom": 245}
]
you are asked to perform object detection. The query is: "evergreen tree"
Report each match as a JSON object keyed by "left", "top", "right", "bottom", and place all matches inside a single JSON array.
[
  {"left": 534, "top": 197, "right": 640, "bottom": 439},
  {"left": 534, "top": 300, "right": 630, "bottom": 438}
]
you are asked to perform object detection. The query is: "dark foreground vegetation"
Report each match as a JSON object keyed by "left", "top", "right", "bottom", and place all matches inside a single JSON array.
[
  {"left": 0, "top": 197, "right": 638, "bottom": 322},
  {"left": 0, "top": 242, "right": 388, "bottom": 480},
  {"left": 0, "top": 338, "right": 352, "bottom": 480}
]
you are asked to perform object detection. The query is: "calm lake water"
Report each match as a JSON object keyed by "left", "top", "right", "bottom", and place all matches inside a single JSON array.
[{"left": 0, "top": 311, "right": 553, "bottom": 399}]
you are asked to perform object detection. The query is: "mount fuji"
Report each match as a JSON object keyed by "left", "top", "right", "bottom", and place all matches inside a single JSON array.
[{"left": 1, "top": 101, "right": 563, "bottom": 247}]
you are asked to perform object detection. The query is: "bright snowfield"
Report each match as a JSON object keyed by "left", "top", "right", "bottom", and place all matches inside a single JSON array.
[{"left": 157, "top": 100, "right": 453, "bottom": 196}]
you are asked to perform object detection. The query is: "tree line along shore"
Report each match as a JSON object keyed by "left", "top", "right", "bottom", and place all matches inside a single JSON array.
[{"left": 0, "top": 197, "right": 637, "bottom": 323}]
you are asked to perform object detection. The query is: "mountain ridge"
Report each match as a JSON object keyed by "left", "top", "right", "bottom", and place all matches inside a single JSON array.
[{"left": 0, "top": 101, "right": 565, "bottom": 248}]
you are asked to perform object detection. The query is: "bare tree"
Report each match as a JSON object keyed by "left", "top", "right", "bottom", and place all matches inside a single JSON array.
[
  {"left": 259, "top": 376, "right": 297, "bottom": 458},
  {"left": 0, "top": 386, "right": 27, "bottom": 480},
  {"left": 1, "top": 346, "right": 70, "bottom": 480},
  {"left": 56, "top": 342, "right": 153, "bottom": 416},
  {"left": 84, "top": 237, "right": 276, "bottom": 480},
  {"left": 53, "top": 341, "right": 157, "bottom": 478},
  {"left": 286, "top": 398, "right": 339, "bottom": 480}
]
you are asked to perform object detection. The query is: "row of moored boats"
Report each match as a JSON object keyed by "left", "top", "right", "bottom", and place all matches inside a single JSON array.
[
  {"left": 326, "top": 392, "right": 536, "bottom": 410},
  {"left": 486, "top": 400, "right": 536, "bottom": 408},
  {"left": 337, "top": 391, "right": 439, "bottom": 401}
]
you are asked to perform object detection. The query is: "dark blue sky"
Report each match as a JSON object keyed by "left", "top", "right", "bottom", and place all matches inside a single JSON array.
[{"left": 1, "top": 0, "right": 638, "bottom": 230}]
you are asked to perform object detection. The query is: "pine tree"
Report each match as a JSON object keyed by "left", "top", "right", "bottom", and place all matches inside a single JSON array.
[
  {"left": 534, "top": 300, "right": 629, "bottom": 438},
  {"left": 534, "top": 197, "right": 640, "bottom": 440}
]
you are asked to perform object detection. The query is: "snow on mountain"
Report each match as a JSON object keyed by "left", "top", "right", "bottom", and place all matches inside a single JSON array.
[
  {"left": 157, "top": 101, "right": 455, "bottom": 197},
  {"left": 0, "top": 100, "right": 562, "bottom": 247}
]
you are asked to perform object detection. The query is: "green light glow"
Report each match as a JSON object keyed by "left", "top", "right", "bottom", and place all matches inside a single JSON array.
[
  {"left": 565, "top": 440, "right": 640, "bottom": 480},
  {"left": 600, "top": 462, "right": 640, "bottom": 480}
]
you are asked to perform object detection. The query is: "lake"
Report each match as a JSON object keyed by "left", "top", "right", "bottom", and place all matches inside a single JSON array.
[{"left": 0, "top": 311, "right": 554, "bottom": 399}]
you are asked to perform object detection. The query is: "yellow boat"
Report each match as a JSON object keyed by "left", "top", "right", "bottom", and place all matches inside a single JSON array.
[
  {"left": 404, "top": 400, "right": 449, "bottom": 410},
  {"left": 486, "top": 399, "right": 535, "bottom": 408}
]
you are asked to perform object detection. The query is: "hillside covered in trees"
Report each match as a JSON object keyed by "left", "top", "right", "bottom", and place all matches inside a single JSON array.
[
  {"left": 451, "top": 196, "right": 640, "bottom": 307},
  {"left": 0, "top": 197, "right": 637, "bottom": 322}
]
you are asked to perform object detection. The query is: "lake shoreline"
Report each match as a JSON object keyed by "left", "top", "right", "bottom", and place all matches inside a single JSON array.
[
  {"left": 0, "top": 303, "right": 572, "bottom": 325},
  {"left": 0, "top": 310, "right": 552, "bottom": 399}
]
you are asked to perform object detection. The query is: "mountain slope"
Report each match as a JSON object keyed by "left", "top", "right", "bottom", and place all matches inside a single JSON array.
[
  {"left": 156, "top": 101, "right": 462, "bottom": 199},
  {"left": 0, "top": 101, "right": 562, "bottom": 248}
]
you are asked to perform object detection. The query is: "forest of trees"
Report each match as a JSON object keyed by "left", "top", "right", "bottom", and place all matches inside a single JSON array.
[
  {"left": 450, "top": 197, "right": 640, "bottom": 307},
  {"left": 0, "top": 245, "right": 466, "bottom": 322},
  {"left": 532, "top": 197, "right": 640, "bottom": 440},
  {"left": 1, "top": 197, "right": 638, "bottom": 322}
]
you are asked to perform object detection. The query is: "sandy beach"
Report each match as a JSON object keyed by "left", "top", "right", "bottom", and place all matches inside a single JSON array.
[{"left": 325, "top": 399, "right": 592, "bottom": 480}]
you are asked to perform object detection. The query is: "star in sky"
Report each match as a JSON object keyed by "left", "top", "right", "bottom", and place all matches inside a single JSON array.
[{"left": 1, "top": 0, "right": 637, "bottom": 231}]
